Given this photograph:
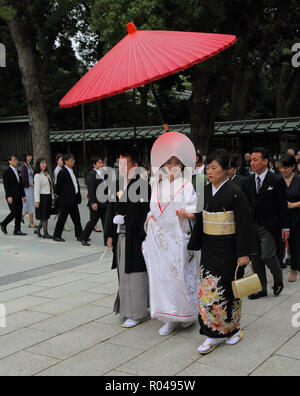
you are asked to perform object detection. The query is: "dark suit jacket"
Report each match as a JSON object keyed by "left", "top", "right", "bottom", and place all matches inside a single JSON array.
[
  {"left": 244, "top": 171, "right": 290, "bottom": 249},
  {"left": 55, "top": 166, "right": 82, "bottom": 207},
  {"left": 105, "top": 175, "right": 151, "bottom": 274},
  {"left": 86, "top": 169, "right": 108, "bottom": 208},
  {"left": 3, "top": 167, "right": 25, "bottom": 200},
  {"left": 231, "top": 174, "right": 246, "bottom": 190}
]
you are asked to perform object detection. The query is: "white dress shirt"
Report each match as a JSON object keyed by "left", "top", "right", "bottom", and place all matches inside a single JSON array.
[
  {"left": 54, "top": 165, "right": 62, "bottom": 185},
  {"left": 65, "top": 166, "right": 79, "bottom": 194},
  {"left": 95, "top": 168, "right": 104, "bottom": 180},
  {"left": 255, "top": 168, "right": 268, "bottom": 193},
  {"left": 10, "top": 165, "right": 20, "bottom": 183}
]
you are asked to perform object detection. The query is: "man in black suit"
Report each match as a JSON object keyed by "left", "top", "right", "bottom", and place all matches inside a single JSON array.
[
  {"left": 228, "top": 154, "right": 246, "bottom": 190},
  {"left": 79, "top": 157, "right": 108, "bottom": 246},
  {"left": 244, "top": 147, "right": 290, "bottom": 299},
  {"left": 53, "top": 154, "right": 83, "bottom": 242},
  {"left": 1, "top": 155, "right": 27, "bottom": 236}
]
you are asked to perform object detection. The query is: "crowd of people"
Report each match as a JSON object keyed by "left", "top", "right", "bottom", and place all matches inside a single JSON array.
[
  {"left": 1, "top": 138, "right": 300, "bottom": 356},
  {"left": 0, "top": 153, "right": 107, "bottom": 246}
]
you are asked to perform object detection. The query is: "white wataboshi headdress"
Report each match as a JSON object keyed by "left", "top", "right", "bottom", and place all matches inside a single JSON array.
[{"left": 150, "top": 131, "right": 196, "bottom": 179}]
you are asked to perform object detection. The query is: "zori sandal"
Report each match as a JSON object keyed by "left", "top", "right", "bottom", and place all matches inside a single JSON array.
[
  {"left": 225, "top": 331, "right": 244, "bottom": 345},
  {"left": 197, "top": 337, "right": 224, "bottom": 355}
]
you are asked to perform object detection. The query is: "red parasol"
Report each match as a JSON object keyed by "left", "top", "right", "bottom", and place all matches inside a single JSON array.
[{"left": 60, "top": 22, "right": 236, "bottom": 108}]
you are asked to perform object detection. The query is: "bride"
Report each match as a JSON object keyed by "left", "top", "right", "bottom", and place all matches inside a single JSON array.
[{"left": 142, "top": 132, "right": 201, "bottom": 336}]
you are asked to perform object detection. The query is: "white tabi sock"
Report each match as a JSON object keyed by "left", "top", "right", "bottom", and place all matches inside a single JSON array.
[
  {"left": 225, "top": 330, "right": 242, "bottom": 345},
  {"left": 122, "top": 318, "right": 140, "bottom": 328},
  {"left": 159, "top": 322, "right": 176, "bottom": 336}
]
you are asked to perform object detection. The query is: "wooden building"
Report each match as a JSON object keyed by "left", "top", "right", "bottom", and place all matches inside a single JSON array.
[
  {"left": 50, "top": 124, "right": 191, "bottom": 172},
  {"left": 211, "top": 117, "right": 300, "bottom": 158},
  {"left": 0, "top": 115, "right": 32, "bottom": 160},
  {"left": 1, "top": 115, "right": 299, "bottom": 177}
]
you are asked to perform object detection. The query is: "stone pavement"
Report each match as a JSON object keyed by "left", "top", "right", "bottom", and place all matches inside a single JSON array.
[{"left": 0, "top": 184, "right": 300, "bottom": 376}]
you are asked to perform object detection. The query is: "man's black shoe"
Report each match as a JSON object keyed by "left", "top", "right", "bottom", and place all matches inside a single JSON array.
[
  {"left": 14, "top": 231, "right": 27, "bottom": 236},
  {"left": 43, "top": 234, "right": 53, "bottom": 240},
  {"left": 77, "top": 238, "right": 91, "bottom": 242},
  {"left": 248, "top": 291, "right": 268, "bottom": 300},
  {"left": 81, "top": 241, "right": 91, "bottom": 247},
  {"left": 53, "top": 237, "right": 65, "bottom": 242},
  {"left": 273, "top": 282, "right": 284, "bottom": 296},
  {"left": 0, "top": 223, "right": 7, "bottom": 235}
]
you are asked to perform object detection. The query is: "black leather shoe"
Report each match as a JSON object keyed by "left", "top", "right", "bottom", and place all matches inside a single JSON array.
[
  {"left": 248, "top": 291, "right": 268, "bottom": 300},
  {"left": 273, "top": 282, "right": 284, "bottom": 296},
  {"left": 81, "top": 241, "right": 91, "bottom": 246},
  {"left": 14, "top": 231, "right": 27, "bottom": 236},
  {"left": 77, "top": 238, "right": 91, "bottom": 242},
  {"left": 0, "top": 223, "right": 7, "bottom": 235},
  {"left": 53, "top": 237, "right": 65, "bottom": 242},
  {"left": 43, "top": 234, "right": 52, "bottom": 240},
  {"left": 34, "top": 230, "right": 42, "bottom": 238}
]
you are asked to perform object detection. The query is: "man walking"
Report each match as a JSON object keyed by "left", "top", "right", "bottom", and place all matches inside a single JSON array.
[
  {"left": 79, "top": 156, "right": 108, "bottom": 246},
  {"left": 1, "top": 155, "right": 27, "bottom": 236},
  {"left": 53, "top": 154, "right": 83, "bottom": 242},
  {"left": 105, "top": 150, "right": 151, "bottom": 328},
  {"left": 244, "top": 147, "right": 290, "bottom": 299}
]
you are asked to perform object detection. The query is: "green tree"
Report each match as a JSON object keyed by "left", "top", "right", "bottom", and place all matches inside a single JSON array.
[
  {"left": 0, "top": 0, "right": 99, "bottom": 166},
  {"left": 92, "top": 0, "right": 300, "bottom": 153}
]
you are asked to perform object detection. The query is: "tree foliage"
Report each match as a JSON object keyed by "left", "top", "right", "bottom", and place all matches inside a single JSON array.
[{"left": 1, "top": 0, "right": 300, "bottom": 154}]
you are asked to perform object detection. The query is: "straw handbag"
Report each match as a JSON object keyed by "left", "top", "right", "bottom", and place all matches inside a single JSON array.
[{"left": 232, "top": 262, "right": 262, "bottom": 299}]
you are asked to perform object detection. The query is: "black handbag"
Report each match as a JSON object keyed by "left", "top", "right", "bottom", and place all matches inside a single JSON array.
[{"left": 50, "top": 200, "right": 59, "bottom": 216}]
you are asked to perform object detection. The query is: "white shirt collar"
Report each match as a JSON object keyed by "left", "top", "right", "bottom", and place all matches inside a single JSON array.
[
  {"left": 65, "top": 166, "right": 78, "bottom": 193},
  {"left": 10, "top": 165, "right": 20, "bottom": 182},
  {"left": 94, "top": 168, "right": 103, "bottom": 177},
  {"left": 255, "top": 168, "right": 268, "bottom": 184},
  {"left": 196, "top": 164, "right": 205, "bottom": 174},
  {"left": 65, "top": 166, "right": 74, "bottom": 173}
]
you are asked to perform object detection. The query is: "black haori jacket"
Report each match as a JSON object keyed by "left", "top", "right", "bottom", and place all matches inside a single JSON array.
[{"left": 104, "top": 174, "right": 151, "bottom": 274}]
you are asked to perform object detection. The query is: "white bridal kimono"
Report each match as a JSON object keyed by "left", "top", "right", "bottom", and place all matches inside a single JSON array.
[{"left": 142, "top": 176, "right": 200, "bottom": 323}]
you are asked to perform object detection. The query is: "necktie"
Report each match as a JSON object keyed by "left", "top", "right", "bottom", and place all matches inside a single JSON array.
[{"left": 257, "top": 176, "right": 262, "bottom": 194}]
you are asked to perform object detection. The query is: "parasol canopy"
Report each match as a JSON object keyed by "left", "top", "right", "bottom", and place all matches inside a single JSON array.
[{"left": 60, "top": 22, "right": 236, "bottom": 108}]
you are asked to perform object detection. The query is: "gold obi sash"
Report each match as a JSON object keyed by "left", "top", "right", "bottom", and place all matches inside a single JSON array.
[{"left": 203, "top": 210, "right": 236, "bottom": 236}]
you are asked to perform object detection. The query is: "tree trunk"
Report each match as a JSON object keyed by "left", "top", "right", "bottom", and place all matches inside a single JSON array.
[
  {"left": 276, "top": 64, "right": 300, "bottom": 117},
  {"left": 7, "top": 12, "right": 51, "bottom": 169}
]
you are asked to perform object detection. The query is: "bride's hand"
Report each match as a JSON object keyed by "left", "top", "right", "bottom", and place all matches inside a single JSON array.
[{"left": 176, "top": 209, "right": 195, "bottom": 220}]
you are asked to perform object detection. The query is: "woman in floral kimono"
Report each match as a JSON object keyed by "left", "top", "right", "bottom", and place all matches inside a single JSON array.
[
  {"left": 188, "top": 149, "right": 256, "bottom": 354},
  {"left": 142, "top": 132, "right": 201, "bottom": 336}
]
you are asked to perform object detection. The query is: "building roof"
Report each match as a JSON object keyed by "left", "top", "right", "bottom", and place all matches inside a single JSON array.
[
  {"left": 214, "top": 117, "right": 300, "bottom": 136},
  {"left": 0, "top": 115, "right": 29, "bottom": 124},
  {"left": 50, "top": 124, "right": 191, "bottom": 143},
  {"left": 1, "top": 116, "right": 300, "bottom": 142}
]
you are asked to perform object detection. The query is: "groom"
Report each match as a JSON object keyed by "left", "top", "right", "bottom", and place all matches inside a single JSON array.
[{"left": 105, "top": 150, "right": 151, "bottom": 328}]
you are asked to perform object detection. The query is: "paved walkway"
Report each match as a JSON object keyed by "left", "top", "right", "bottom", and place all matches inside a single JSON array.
[{"left": 0, "top": 184, "right": 300, "bottom": 376}]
